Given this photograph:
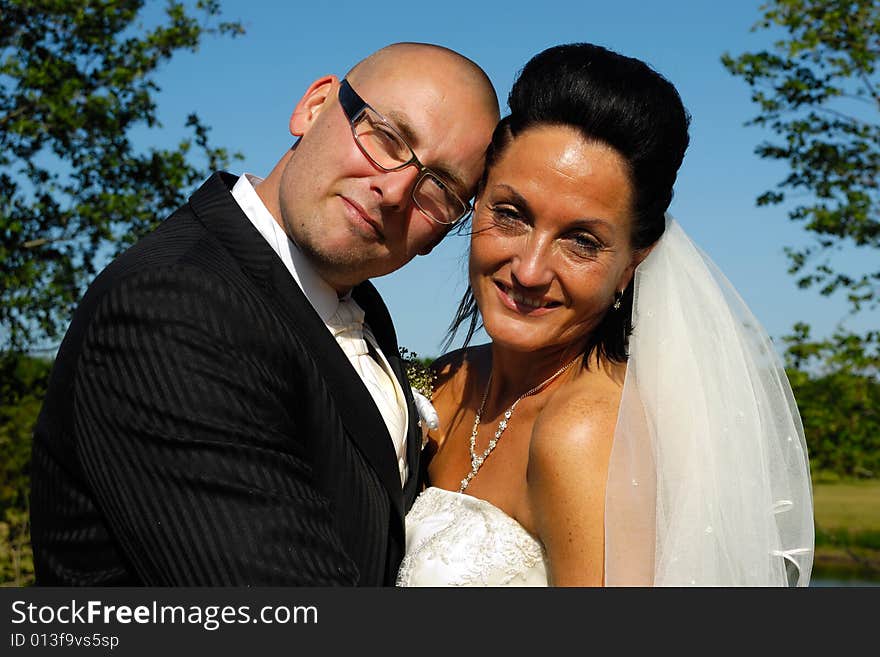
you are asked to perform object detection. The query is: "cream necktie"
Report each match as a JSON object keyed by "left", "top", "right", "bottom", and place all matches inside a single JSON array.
[{"left": 327, "top": 298, "right": 408, "bottom": 487}]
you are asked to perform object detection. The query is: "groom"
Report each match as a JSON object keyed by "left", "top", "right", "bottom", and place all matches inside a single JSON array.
[{"left": 29, "top": 43, "right": 499, "bottom": 586}]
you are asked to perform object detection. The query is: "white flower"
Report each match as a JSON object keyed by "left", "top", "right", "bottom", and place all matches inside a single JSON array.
[{"left": 413, "top": 390, "right": 439, "bottom": 431}]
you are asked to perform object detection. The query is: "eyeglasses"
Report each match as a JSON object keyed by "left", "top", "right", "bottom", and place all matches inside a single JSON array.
[{"left": 337, "top": 79, "right": 471, "bottom": 226}]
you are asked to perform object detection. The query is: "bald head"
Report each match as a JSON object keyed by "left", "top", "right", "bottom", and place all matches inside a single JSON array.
[
  {"left": 259, "top": 42, "right": 500, "bottom": 290},
  {"left": 347, "top": 42, "right": 499, "bottom": 120}
]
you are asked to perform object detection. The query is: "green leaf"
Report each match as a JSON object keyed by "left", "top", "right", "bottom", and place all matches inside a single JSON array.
[{"left": 0, "top": 0, "right": 244, "bottom": 354}]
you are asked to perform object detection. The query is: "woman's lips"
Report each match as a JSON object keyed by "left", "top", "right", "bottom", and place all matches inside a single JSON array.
[{"left": 493, "top": 281, "right": 560, "bottom": 316}]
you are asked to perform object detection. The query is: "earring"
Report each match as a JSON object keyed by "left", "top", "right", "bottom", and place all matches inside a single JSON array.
[{"left": 612, "top": 291, "right": 623, "bottom": 310}]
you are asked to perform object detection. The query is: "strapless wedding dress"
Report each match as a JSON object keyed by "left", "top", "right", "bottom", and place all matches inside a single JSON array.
[{"left": 396, "top": 486, "right": 549, "bottom": 586}]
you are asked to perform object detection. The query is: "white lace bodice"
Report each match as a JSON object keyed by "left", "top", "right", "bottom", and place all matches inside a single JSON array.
[{"left": 396, "top": 486, "right": 549, "bottom": 587}]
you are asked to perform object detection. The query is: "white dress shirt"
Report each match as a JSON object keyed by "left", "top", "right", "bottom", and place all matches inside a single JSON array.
[{"left": 230, "top": 174, "right": 409, "bottom": 487}]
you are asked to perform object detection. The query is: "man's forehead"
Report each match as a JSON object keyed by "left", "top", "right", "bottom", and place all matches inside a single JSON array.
[
  {"left": 352, "top": 57, "right": 477, "bottom": 119},
  {"left": 344, "top": 46, "right": 497, "bottom": 190},
  {"left": 364, "top": 83, "right": 479, "bottom": 195}
]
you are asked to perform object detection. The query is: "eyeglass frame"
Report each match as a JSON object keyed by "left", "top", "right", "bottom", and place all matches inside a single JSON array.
[{"left": 337, "top": 78, "right": 472, "bottom": 226}]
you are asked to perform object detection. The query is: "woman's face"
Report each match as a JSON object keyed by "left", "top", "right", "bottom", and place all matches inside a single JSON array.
[{"left": 470, "top": 125, "right": 640, "bottom": 355}]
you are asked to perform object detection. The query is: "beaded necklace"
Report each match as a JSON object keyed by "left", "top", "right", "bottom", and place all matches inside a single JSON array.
[{"left": 459, "top": 356, "right": 580, "bottom": 493}]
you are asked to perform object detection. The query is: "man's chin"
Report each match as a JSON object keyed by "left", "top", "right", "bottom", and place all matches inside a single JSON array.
[{"left": 300, "top": 234, "right": 414, "bottom": 283}]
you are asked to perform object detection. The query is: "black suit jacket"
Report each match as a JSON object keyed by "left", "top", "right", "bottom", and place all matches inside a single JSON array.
[{"left": 30, "top": 172, "right": 423, "bottom": 586}]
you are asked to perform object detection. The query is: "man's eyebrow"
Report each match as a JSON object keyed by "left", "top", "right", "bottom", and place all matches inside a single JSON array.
[
  {"left": 384, "top": 110, "right": 420, "bottom": 149},
  {"left": 384, "top": 109, "right": 469, "bottom": 197}
]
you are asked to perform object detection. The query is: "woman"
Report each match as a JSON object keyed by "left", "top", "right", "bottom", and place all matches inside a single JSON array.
[{"left": 397, "top": 43, "right": 814, "bottom": 587}]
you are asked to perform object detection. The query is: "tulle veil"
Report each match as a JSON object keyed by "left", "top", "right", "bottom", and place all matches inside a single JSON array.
[{"left": 604, "top": 217, "right": 814, "bottom": 586}]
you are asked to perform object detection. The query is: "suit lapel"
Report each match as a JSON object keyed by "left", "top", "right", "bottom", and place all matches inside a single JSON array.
[{"left": 187, "top": 173, "right": 406, "bottom": 522}]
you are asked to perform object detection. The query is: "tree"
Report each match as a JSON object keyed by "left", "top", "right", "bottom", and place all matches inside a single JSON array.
[
  {"left": 1, "top": 0, "right": 243, "bottom": 353},
  {"left": 0, "top": 353, "right": 51, "bottom": 585},
  {"left": 721, "top": 0, "right": 879, "bottom": 313},
  {"left": 784, "top": 323, "right": 880, "bottom": 479}
]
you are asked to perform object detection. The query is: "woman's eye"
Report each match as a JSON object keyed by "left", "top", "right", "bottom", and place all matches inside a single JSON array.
[
  {"left": 569, "top": 233, "right": 602, "bottom": 254},
  {"left": 490, "top": 205, "right": 523, "bottom": 223}
]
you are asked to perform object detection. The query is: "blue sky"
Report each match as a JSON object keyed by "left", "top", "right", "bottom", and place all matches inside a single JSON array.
[{"left": 138, "top": 0, "right": 876, "bottom": 358}]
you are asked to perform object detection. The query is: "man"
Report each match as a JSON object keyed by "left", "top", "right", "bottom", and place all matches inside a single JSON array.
[{"left": 29, "top": 43, "right": 499, "bottom": 586}]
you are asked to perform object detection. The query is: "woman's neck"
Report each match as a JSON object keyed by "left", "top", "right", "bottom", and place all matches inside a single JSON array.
[{"left": 482, "top": 342, "right": 585, "bottom": 412}]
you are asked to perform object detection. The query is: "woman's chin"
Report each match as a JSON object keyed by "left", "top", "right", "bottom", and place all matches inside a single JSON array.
[
  {"left": 482, "top": 315, "right": 593, "bottom": 358},
  {"left": 483, "top": 324, "right": 556, "bottom": 354}
]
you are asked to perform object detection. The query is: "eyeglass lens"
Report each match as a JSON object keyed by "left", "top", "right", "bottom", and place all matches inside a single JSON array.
[{"left": 351, "top": 108, "right": 466, "bottom": 224}]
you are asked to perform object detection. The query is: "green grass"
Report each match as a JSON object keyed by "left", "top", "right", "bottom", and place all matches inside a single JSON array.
[
  {"left": 813, "top": 479, "right": 880, "bottom": 536},
  {"left": 812, "top": 479, "right": 880, "bottom": 580}
]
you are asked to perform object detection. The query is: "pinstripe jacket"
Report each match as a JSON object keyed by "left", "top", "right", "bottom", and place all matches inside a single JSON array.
[{"left": 30, "top": 172, "right": 423, "bottom": 586}]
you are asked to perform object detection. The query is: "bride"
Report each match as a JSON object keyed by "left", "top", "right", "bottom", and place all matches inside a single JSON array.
[{"left": 397, "top": 43, "right": 814, "bottom": 587}]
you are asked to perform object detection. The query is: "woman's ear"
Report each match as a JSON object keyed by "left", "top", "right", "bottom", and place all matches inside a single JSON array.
[
  {"left": 290, "top": 75, "right": 338, "bottom": 136},
  {"left": 618, "top": 242, "right": 657, "bottom": 292},
  {"left": 632, "top": 243, "right": 656, "bottom": 269}
]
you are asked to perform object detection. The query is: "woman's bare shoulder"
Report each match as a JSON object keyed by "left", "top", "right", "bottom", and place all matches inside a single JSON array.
[
  {"left": 430, "top": 344, "right": 491, "bottom": 401},
  {"left": 531, "top": 359, "right": 627, "bottom": 463}
]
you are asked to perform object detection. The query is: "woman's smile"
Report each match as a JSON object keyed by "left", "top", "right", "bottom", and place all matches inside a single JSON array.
[{"left": 493, "top": 280, "right": 561, "bottom": 315}]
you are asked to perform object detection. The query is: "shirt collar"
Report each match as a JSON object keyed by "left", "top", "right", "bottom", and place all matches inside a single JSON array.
[{"left": 230, "top": 173, "right": 343, "bottom": 322}]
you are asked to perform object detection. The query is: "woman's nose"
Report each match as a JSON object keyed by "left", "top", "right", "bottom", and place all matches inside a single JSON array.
[{"left": 509, "top": 235, "right": 554, "bottom": 288}]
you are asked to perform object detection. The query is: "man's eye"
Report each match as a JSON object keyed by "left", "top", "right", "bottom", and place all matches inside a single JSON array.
[
  {"left": 376, "top": 125, "right": 398, "bottom": 142},
  {"left": 363, "top": 123, "right": 396, "bottom": 146},
  {"left": 362, "top": 115, "right": 403, "bottom": 144}
]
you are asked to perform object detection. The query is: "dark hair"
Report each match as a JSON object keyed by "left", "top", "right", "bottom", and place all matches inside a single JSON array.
[{"left": 446, "top": 43, "right": 691, "bottom": 363}]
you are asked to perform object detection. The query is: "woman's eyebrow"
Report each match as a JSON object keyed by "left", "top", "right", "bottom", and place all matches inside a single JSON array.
[
  {"left": 491, "top": 184, "right": 533, "bottom": 214},
  {"left": 491, "top": 184, "right": 614, "bottom": 233}
]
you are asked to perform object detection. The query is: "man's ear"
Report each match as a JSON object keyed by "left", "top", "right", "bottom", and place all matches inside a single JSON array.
[{"left": 290, "top": 75, "right": 338, "bottom": 137}]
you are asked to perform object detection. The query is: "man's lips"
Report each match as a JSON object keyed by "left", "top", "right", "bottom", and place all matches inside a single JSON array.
[
  {"left": 341, "top": 196, "right": 384, "bottom": 239},
  {"left": 494, "top": 281, "right": 561, "bottom": 315}
]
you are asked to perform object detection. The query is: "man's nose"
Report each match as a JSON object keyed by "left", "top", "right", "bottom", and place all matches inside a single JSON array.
[{"left": 373, "top": 165, "right": 421, "bottom": 210}]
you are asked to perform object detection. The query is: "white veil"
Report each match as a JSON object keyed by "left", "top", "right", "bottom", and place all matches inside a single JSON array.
[{"left": 604, "top": 217, "right": 814, "bottom": 586}]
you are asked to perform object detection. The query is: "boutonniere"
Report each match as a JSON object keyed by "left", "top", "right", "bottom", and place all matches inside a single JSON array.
[{"left": 399, "top": 347, "right": 435, "bottom": 398}]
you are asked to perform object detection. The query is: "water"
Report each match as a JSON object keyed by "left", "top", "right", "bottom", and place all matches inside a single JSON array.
[
  {"left": 810, "top": 576, "right": 878, "bottom": 587},
  {"left": 810, "top": 566, "right": 879, "bottom": 587}
]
